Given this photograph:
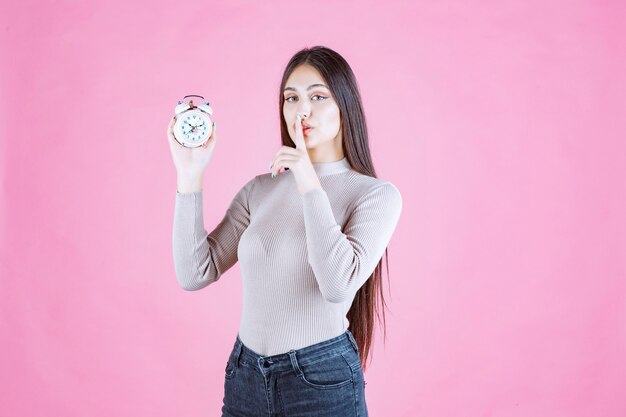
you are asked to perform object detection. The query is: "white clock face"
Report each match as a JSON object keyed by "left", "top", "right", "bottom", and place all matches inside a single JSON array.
[{"left": 179, "top": 111, "right": 211, "bottom": 144}]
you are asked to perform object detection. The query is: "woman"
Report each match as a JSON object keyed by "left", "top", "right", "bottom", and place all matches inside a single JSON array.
[{"left": 167, "top": 45, "right": 402, "bottom": 417}]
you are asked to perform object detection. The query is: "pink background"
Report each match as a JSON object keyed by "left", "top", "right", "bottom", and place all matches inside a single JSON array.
[{"left": 1, "top": 1, "right": 625, "bottom": 416}]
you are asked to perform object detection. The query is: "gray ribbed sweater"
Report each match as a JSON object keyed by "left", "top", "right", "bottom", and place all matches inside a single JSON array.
[{"left": 172, "top": 157, "right": 402, "bottom": 356}]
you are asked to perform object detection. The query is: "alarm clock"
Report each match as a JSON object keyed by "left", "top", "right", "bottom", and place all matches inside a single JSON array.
[{"left": 172, "top": 95, "right": 214, "bottom": 148}]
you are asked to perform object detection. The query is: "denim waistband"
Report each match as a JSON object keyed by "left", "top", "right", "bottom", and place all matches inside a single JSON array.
[{"left": 231, "top": 330, "right": 360, "bottom": 373}]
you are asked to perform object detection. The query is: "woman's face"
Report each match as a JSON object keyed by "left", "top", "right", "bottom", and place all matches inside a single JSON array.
[{"left": 282, "top": 65, "right": 342, "bottom": 150}]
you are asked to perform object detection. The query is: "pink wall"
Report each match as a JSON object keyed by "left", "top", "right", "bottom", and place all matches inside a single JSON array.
[{"left": 1, "top": 0, "right": 625, "bottom": 416}]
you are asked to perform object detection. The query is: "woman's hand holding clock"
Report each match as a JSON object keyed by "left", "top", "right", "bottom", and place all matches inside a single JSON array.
[
  {"left": 167, "top": 115, "right": 217, "bottom": 174},
  {"left": 167, "top": 115, "right": 217, "bottom": 192},
  {"left": 269, "top": 114, "right": 323, "bottom": 195}
]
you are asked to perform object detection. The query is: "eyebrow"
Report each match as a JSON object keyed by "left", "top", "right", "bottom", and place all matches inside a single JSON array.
[{"left": 283, "top": 83, "right": 329, "bottom": 92}]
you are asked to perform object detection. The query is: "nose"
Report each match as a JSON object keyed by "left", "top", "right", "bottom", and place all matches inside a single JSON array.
[{"left": 296, "top": 103, "right": 311, "bottom": 118}]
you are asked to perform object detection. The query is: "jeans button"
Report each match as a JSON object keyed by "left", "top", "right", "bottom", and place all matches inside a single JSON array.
[{"left": 263, "top": 361, "right": 270, "bottom": 368}]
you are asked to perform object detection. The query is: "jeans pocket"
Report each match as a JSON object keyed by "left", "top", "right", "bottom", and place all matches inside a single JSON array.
[
  {"left": 224, "top": 350, "right": 237, "bottom": 379},
  {"left": 224, "top": 359, "right": 236, "bottom": 379},
  {"left": 296, "top": 351, "right": 354, "bottom": 390}
]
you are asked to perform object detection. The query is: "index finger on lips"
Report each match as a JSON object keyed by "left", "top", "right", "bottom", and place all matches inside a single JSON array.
[{"left": 293, "top": 113, "right": 306, "bottom": 149}]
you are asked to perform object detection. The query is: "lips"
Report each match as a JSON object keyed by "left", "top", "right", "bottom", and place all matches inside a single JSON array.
[{"left": 299, "top": 120, "right": 314, "bottom": 135}]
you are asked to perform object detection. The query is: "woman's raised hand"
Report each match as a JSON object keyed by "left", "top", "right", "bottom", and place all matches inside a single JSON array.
[{"left": 167, "top": 115, "right": 217, "bottom": 177}]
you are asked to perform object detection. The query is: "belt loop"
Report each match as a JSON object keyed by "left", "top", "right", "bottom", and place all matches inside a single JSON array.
[
  {"left": 288, "top": 350, "right": 303, "bottom": 377},
  {"left": 346, "top": 330, "right": 359, "bottom": 353},
  {"left": 234, "top": 338, "right": 243, "bottom": 368}
]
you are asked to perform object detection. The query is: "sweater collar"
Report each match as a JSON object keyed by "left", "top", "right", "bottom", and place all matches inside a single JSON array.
[{"left": 312, "top": 157, "right": 351, "bottom": 176}]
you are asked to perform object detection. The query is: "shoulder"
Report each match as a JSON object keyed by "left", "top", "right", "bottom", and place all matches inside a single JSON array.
[
  {"left": 346, "top": 173, "right": 402, "bottom": 213},
  {"left": 237, "top": 175, "right": 259, "bottom": 192},
  {"left": 360, "top": 179, "right": 402, "bottom": 206},
  {"left": 347, "top": 170, "right": 402, "bottom": 199},
  {"left": 229, "top": 175, "right": 260, "bottom": 202}
]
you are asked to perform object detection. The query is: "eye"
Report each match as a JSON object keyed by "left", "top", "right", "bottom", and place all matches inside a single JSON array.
[{"left": 283, "top": 94, "right": 328, "bottom": 102}]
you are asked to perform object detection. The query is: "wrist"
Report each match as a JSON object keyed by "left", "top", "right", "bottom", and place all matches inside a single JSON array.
[{"left": 177, "top": 173, "right": 203, "bottom": 193}]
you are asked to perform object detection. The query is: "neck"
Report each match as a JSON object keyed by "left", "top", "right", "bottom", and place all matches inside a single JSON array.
[{"left": 312, "top": 157, "right": 351, "bottom": 176}]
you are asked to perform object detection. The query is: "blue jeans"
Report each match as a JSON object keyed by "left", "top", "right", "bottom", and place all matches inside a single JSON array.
[{"left": 221, "top": 329, "right": 369, "bottom": 417}]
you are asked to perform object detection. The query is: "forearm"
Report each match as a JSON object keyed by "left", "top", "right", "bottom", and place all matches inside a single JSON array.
[
  {"left": 172, "top": 191, "right": 216, "bottom": 290},
  {"left": 172, "top": 175, "right": 256, "bottom": 291},
  {"left": 301, "top": 184, "right": 402, "bottom": 303}
]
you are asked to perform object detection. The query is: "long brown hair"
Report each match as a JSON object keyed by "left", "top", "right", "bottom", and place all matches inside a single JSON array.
[{"left": 278, "top": 45, "right": 392, "bottom": 371}]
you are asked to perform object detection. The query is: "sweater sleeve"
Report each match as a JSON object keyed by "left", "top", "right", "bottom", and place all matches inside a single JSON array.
[
  {"left": 172, "top": 177, "right": 256, "bottom": 291},
  {"left": 300, "top": 181, "right": 403, "bottom": 303}
]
